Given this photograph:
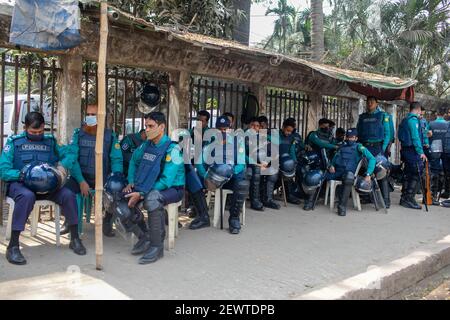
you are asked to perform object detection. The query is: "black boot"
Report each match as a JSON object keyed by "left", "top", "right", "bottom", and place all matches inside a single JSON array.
[
  {"left": 337, "top": 184, "right": 352, "bottom": 216},
  {"left": 379, "top": 178, "right": 391, "bottom": 209},
  {"left": 431, "top": 174, "right": 441, "bottom": 205},
  {"left": 139, "top": 208, "right": 164, "bottom": 264},
  {"left": 60, "top": 220, "right": 70, "bottom": 235},
  {"left": 303, "top": 194, "right": 315, "bottom": 211},
  {"left": 262, "top": 174, "right": 280, "bottom": 210},
  {"left": 6, "top": 246, "right": 27, "bottom": 265},
  {"left": 249, "top": 168, "right": 264, "bottom": 211},
  {"left": 400, "top": 178, "right": 421, "bottom": 209},
  {"left": 69, "top": 238, "right": 87, "bottom": 255},
  {"left": 228, "top": 180, "right": 249, "bottom": 234},
  {"left": 102, "top": 212, "right": 115, "bottom": 237},
  {"left": 286, "top": 180, "right": 301, "bottom": 205},
  {"left": 131, "top": 233, "right": 151, "bottom": 255},
  {"left": 189, "top": 191, "right": 211, "bottom": 230}
]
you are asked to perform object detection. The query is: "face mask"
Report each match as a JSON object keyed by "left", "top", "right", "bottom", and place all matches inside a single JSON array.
[
  {"left": 347, "top": 140, "right": 356, "bottom": 145},
  {"left": 320, "top": 128, "right": 330, "bottom": 133},
  {"left": 26, "top": 132, "right": 44, "bottom": 141},
  {"left": 85, "top": 115, "right": 97, "bottom": 127},
  {"left": 146, "top": 126, "right": 161, "bottom": 140}
]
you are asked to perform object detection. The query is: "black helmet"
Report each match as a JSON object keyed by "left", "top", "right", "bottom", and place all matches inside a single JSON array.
[
  {"left": 279, "top": 153, "right": 296, "bottom": 178},
  {"left": 204, "top": 163, "right": 234, "bottom": 192},
  {"left": 302, "top": 169, "right": 324, "bottom": 195},
  {"left": 139, "top": 83, "right": 160, "bottom": 113},
  {"left": 355, "top": 176, "right": 372, "bottom": 194},
  {"left": 300, "top": 151, "right": 321, "bottom": 172},
  {"left": 22, "top": 161, "right": 60, "bottom": 194},
  {"left": 104, "top": 173, "right": 127, "bottom": 197}
]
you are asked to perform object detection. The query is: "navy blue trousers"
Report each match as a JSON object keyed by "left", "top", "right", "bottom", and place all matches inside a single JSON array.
[
  {"left": 8, "top": 182, "right": 78, "bottom": 232},
  {"left": 401, "top": 147, "right": 424, "bottom": 175}
]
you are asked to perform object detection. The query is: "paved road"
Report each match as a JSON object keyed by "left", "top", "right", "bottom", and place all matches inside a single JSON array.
[{"left": 1, "top": 191, "right": 449, "bottom": 299}]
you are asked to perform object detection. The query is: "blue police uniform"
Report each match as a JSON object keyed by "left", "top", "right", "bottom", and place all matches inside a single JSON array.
[
  {"left": 0, "top": 133, "right": 78, "bottom": 232},
  {"left": 398, "top": 112, "right": 425, "bottom": 209},
  {"left": 428, "top": 117, "right": 449, "bottom": 202},
  {"left": 196, "top": 116, "right": 249, "bottom": 234}
]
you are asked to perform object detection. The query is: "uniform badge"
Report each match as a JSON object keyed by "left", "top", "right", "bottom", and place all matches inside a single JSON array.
[
  {"left": 122, "top": 143, "right": 129, "bottom": 150},
  {"left": 115, "top": 143, "right": 121, "bottom": 149},
  {"left": 165, "top": 154, "right": 172, "bottom": 162},
  {"left": 384, "top": 117, "right": 389, "bottom": 122},
  {"left": 3, "top": 144, "right": 10, "bottom": 153}
]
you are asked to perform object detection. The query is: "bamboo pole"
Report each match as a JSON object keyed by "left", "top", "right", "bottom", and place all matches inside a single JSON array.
[{"left": 94, "top": 1, "right": 109, "bottom": 270}]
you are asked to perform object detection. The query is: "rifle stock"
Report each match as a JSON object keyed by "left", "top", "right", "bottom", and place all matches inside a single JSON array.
[{"left": 425, "top": 160, "right": 432, "bottom": 206}]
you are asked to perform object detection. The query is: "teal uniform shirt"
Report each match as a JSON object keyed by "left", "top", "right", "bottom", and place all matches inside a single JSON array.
[
  {"left": 357, "top": 108, "right": 391, "bottom": 152},
  {"left": 0, "top": 132, "right": 76, "bottom": 182},
  {"left": 196, "top": 134, "right": 246, "bottom": 178},
  {"left": 128, "top": 135, "right": 185, "bottom": 191},
  {"left": 270, "top": 131, "right": 298, "bottom": 161},
  {"left": 307, "top": 130, "right": 337, "bottom": 151},
  {"left": 120, "top": 132, "right": 145, "bottom": 153},
  {"left": 69, "top": 127, "right": 123, "bottom": 184},
  {"left": 405, "top": 113, "right": 425, "bottom": 155},
  {"left": 330, "top": 143, "right": 376, "bottom": 175}
]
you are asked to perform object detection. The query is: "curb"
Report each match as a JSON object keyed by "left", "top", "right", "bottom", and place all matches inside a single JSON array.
[{"left": 295, "top": 234, "right": 450, "bottom": 300}]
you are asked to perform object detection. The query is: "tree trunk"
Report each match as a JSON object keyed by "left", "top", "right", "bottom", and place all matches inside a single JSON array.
[
  {"left": 232, "top": 0, "right": 251, "bottom": 45},
  {"left": 311, "top": 0, "right": 325, "bottom": 62}
]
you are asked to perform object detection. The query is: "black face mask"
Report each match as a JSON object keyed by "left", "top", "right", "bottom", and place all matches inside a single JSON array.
[
  {"left": 346, "top": 140, "right": 356, "bottom": 145},
  {"left": 26, "top": 132, "right": 44, "bottom": 141},
  {"left": 320, "top": 128, "right": 330, "bottom": 133}
]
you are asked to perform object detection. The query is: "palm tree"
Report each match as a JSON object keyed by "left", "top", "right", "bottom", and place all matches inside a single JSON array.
[
  {"left": 265, "top": 0, "right": 297, "bottom": 53},
  {"left": 311, "top": 0, "right": 325, "bottom": 61}
]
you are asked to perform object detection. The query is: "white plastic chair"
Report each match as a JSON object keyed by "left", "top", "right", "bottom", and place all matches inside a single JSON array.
[
  {"left": 324, "top": 161, "right": 363, "bottom": 212},
  {"left": 5, "top": 197, "right": 61, "bottom": 246},
  {"left": 206, "top": 189, "right": 246, "bottom": 228}
]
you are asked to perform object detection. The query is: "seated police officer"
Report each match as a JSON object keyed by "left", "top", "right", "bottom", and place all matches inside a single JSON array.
[
  {"left": 256, "top": 115, "right": 281, "bottom": 210},
  {"left": 326, "top": 128, "right": 376, "bottom": 216},
  {"left": 0, "top": 112, "right": 86, "bottom": 265},
  {"left": 120, "top": 128, "right": 146, "bottom": 177},
  {"left": 123, "top": 112, "right": 185, "bottom": 264},
  {"left": 196, "top": 115, "right": 249, "bottom": 234},
  {"left": 64, "top": 103, "right": 123, "bottom": 236}
]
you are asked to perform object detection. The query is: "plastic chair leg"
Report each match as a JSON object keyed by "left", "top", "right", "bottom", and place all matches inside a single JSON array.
[{"left": 76, "top": 194, "right": 84, "bottom": 234}]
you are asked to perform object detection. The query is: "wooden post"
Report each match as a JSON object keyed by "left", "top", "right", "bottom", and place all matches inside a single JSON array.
[{"left": 94, "top": 1, "right": 108, "bottom": 270}]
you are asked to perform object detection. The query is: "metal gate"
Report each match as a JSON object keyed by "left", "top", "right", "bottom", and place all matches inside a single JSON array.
[
  {"left": 265, "top": 88, "right": 310, "bottom": 138},
  {"left": 321, "top": 96, "right": 355, "bottom": 131},
  {"left": 82, "top": 62, "right": 170, "bottom": 138},
  {"left": 189, "top": 76, "right": 250, "bottom": 129}
]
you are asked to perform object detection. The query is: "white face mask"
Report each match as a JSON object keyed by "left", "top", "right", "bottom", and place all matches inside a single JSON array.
[{"left": 85, "top": 115, "right": 97, "bottom": 127}]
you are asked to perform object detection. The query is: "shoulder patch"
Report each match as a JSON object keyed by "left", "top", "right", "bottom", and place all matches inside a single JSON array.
[
  {"left": 384, "top": 117, "right": 389, "bottom": 122},
  {"left": 115, "top": 143, "right": 121, "bottom": 150},
  {"left": 3, "top": 144, "right": 11, "bottom": 153},
  {"left": 165, "top": 154, "right": 172, "bottom": 162},
  {"left": 122, "top": 143, "right": 129, "bottom": 151}
]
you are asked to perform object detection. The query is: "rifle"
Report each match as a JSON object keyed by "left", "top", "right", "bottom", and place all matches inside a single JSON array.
[
  {"left": 424, "top": 160, "right": 432, "bottom": 206},
  {"left": 416, "top": 162, "right": 428, "bottom": 212}
]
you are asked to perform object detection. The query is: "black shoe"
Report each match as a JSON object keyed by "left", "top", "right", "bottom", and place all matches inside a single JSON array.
[
  {"left": 69, "top": 238, "right": 87, "bottom": 255},
  {"left": 399, "top": 197, "right": 421, "bottom": 210},
  {"left": 229, "top": 227, "right": 240, "bottom": 234},
  {"left": 250, "top": 202, "right": 264, "bottom": 211},
  {"left": 138, "top": 246, "right": 163, "bottom": 264},
  {"left": 263, "top": 200, "right": 280, "bottom": 210},
  {"left": 303, "top": 201, "right": 314, "bottom": 211},
  {"left": 229, "top": 218, "right": 241, "bottom": 235},
  {"left": 6, "top": 246, "right": 26, "bottom": 265},
  {"left": 102, "top": 221, "right": 115, "bottom": 237},
  {"left": 337, "top": 206, "right": 346, "bottom": 216},
  {"left": 60, "top": 221, "right": 70, "bottom": 235},
  {"left": 131, "top": 237, "right": 151, "bottom": 255},
  {"left": 441, "top": 191, "right": 450, "bottom": 199},
  {"left": 189, "top": 217, "right": 210, "bottom": 230},
  {"left": 287, "top": 196, "right": 301, "bottom": 205}
]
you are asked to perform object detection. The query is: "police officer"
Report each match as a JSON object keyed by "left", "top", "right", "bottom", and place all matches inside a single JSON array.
[
  {"left": 124, "top": 112, "right": 185, "bottom": 264},
  {"left": 223, "top": 112, "right": 235, "bottom": 129},
  {"left": 326, "top": 128, "right": 376, "bottom": 216},
  {"left": 0, "top": 112, "right": 86, "bottom": 265},
  {"left": 356, "top": 96, "right": 392, "bottom": 208},
  {"left": 257, "top": 116, "right": 281, "bottom": 209},
  {"left": 190, "top": 110, "right": 211, "bottom": 141},
  {"left": 306, "top": 118, "right": 338, "bottom": 163},
  {"left": 196, "top": 115, "right": 249, "bottom": 234},
  {"left": 428, "top": 107, "right": 449, "bottom": 204},
  {"left": 274, "top": 118, "right": 302, "bottom": 205},
  {"left": 334, "top": 128, "right": 346, "bottom": 145},
  {"left": 398, "top": 102, "right": 427, "bottom": 209},
  {"left": 120, "top": 128, "right": 146, "bottom": 177},
  {"left": 64, "top": 103, "right": 123, "bottom": 236},
  {"left": 245, "top": 117, "right": 265, "bottom": 211}
]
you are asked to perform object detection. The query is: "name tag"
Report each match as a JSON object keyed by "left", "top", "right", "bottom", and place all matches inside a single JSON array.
[
  {"left": 21, "top": 144, "right": 50, "bottom": 152},
  {"left": 363, "top": 118, "right": 377, "bottom": 123},
  {"left": 143, "top": 153, "right": 157, "bottom": 161}
]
